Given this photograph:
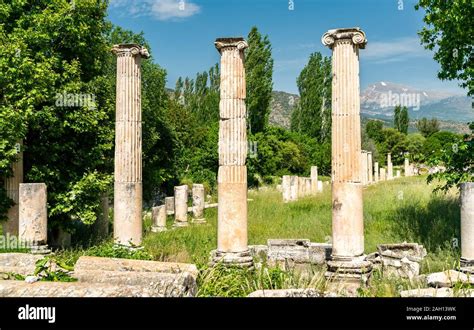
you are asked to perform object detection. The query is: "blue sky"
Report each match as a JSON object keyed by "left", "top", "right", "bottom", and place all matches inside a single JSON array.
[{"left": 108, "top": 0, "right": 466, "bottom": 95}]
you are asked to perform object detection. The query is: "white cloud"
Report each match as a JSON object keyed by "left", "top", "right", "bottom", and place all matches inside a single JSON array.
[
  {"left": 110, "top": 0, "right": 201, "bottom": 21},
  {"left": 363, "top": 37, "right": 430, "bottom": 62}
]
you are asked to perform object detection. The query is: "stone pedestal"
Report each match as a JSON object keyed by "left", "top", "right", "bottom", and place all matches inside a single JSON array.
[
  {"left": 361, "top": 151, "right": 368, "bottom": 185},
  {"left": 396, "top": 170, "right": 401, "bottom": 178},
  {"left": 165, "top": 197, "right": 174, "bottom": 215},
  {"left": 380, "top": 168, "right": 386, "bottom": 181},
  {"left": 387, "top": 153, "right": 393, "bottom": 180},
  {"left": 311, "top": 166, "right": 318, "bottom": 194},
  {"left": 3, "top": 141, "right": 23, "bottom": 237},
  {"left": 192, "top": 184, "right": 206, "bottom": 223},
  {"left": 282, "top": 175, "right": 291, "bottom": 203},
  {"left": 317, "top": 180, "right": 323, "bottom": 192},
  {"left": 374, "top": 162, "right": 379, "bottom": 182},
  {"left": 404, "top": 158, "right": 411, "bottom": 176},
  {"left": 18, "top": 183, "right": 50, "bottom": 254},
  {"left": 173, "top": 185, "right": 189, "bottom": 227},
  {"left": 367, "top": 152, "right": 373, "bottom": 184},
  {"left": 460, "top": 183, "right": 474, "bottom": 268},
  {"left": 151, "top": 205, "right": 167, "bottom": 232},
  {"left": 322, "top": 27, "right": 371, "bottom": 289},
  {"left": 305, "top": 178, "right": 311, "bottom": 195},
  {"left": 290, "top": 176, "right": 298, "bottom": 201},
  {"left": 210, "top": 38, "right": 252, "bottom": 267},
  {"left": 112, "top": 44, "right": 149, "bottom": 247}
]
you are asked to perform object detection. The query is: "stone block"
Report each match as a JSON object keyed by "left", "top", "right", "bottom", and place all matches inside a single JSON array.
[{"left": 248, "top": 288, "right": 321, "bottom": 297}]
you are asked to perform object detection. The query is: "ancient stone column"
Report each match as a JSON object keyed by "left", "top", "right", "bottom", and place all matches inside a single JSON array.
[
  {"left": 460, "top": 183, "right": 474, "bottom": 268},
  {"left": 322, "top": 27, "right": 371, "bottom": 288},
  {"left": 361, "top": 151, "right": 368, "bottom": 185},
  {"left": 404, "top": 158, "right": 411, "bottom": 176},
  {"left": 298, "top": 177, "right": 306, "bottom": 197},
  {"left": 192, "top": 184, "right": 206, "bottom": 224},
  {"left": 367, "top": 152, "right": 373, "bottom": 184},
  {"left": 18, "top": 183, "right": 50, "bottom": 254},
  {"left": 282, "top": 175, "right": 291, "bottom": 203},
  {"left": 305, "top": 178, "right": 311, "bottom": 195},
  {"left": 290, "top": 176, "right": 299, "bottom": 201},
  {"left": 374, "top": 162, "right": 379, "bottom": 182},
  {"left": 3, "top": 141, "right": 23, "bottom": 237},
  {"left": 151, "top": 205, "right": 167, "bottom": 232},
  {"left": 380, "top": 167, "right": 386, "bottom": 181},
  {"left": 387, "top": 153, "right": 393, "bottom": 180},
  {"left": 165, "top": 197, "right": 175, "bottom": 215},
  {"left": 396, "top": 170, "right": 401, "bottom": 178},
  {"left": 211, "top": 37, "right": 252, "bottom": 267},
  {"left": 112, "top": 44, "right": 149, "bottom": 247},
  {"left": 317, "top": 180, "right": 323, "bottom": 192},
  {"left": 311, "top": 166, "right": 318, "bottom": 194},
  {"left": 95, "top": 193, "right": 109, "bottom": 240},
  {"left": 173, "top": 185, "right": 189, "bottom": 227}
]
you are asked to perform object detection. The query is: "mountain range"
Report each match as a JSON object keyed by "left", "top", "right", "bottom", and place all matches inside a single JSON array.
[{"left": 270, "top": 82, "right": 473, "bottom": 134}]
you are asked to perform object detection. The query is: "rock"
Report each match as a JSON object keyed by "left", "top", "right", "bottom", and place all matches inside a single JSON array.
[
  {"left": 73, "top": 270, "right": 196, "bottom": 297},
  {"left": 73, "top": 256, "right": 198, "bottom": 297},
  {"left": 24, "top": 276, "right": 39, "bottom": 283},
  {"left": 0, "top": 253, "right": 43, "bottom": 278},
  {"left": 377, "top": 243, "right": 426, "bottom": 279},
  {"left": 0, "top": 280, "right": 190, "bottom": 297},
  {"left": 400, "top": 288, "right": 474, "bottom": 298},
  {"left": 266, "top": 239, "right": 331, "bottom": 266},
  {"left": 248, "top": 288, "right": 321, "bottom": 297},
  {"left": 427, "top": 270, "right": 472, "bottom": 288},
  {"left": 74, "top": 256, "right": 198, "bottom": 277}
]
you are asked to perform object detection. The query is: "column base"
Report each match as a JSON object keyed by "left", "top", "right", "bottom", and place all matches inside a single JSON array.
[
  {"left": 209, "top": 249, "right": 253, "bottom": 268},
  {"left": 113, "top": 243, "right": 144, "bottom": 251},
  {"left": 151, "top": 226, "right": 167, "bottom": 233},
  {"left": 192, "top": 218, "right": 206, "bottom": 224},
  {"left": 172, "top": 221, "right": 189, "bottom": 228},
  {"left": 460, "top": 258, "right": 474, "bottom": 274},
  {"left": 30, "top": 245, "right": 52, "bottom": 255},
  {"left": 325, "top": 256, "right": 372, "bottom": 295}
]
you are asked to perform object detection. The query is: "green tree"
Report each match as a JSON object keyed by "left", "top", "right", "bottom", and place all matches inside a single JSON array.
[
  {"left": 399, "top": 106, "right": 409, "bottom": 134},
  {"left": 365, "top": 120, "right": 384, "bottom": 143},
  {"left": 393, "top": 105, "right": 401, "bottom": 133},
  {"left": 290, "top": 52, "right": 332, "bottom": 142},
  {"left": 427, "top": 125, "right": 473, "bottom": 192},
  {"left": 0, "top": 0, "right": 115, "bottom": 229},
  {"left": 245, "top": 27, "right": 274, "bottom": 134},
  {"left": 394, "top": 105, "right": 409, "bottom": 134},
  {"left": 415, "top": 0, "right": 474, "bottom": 95},
  {"left": 416, "top": 117, "right": 440, "bottom": 137}
]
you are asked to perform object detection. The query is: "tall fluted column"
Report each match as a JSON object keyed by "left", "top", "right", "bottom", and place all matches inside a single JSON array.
[
  {"left": 3, "top": 141, "right": 23, "bottom": 236},
  {"left": 211, "top": 37, "right": 252, "bottom": 267},
  {"left": 112, "top": 44, "right": 149, "bottom": 247},
  {"left": 322, "top": 27, "right": 371, "bottom": 289},
  {"left": 387, "top": 153, "right": 393, "bottom": 180},
  {"left": 367, "top": 152, "right": 373, "bottom": 184}
]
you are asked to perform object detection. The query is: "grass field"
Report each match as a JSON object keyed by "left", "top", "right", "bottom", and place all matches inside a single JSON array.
[
  {"left": 141, "top": 175, "right": 460, "bottom": 270},
  {"left": 1, "top": 175, "right": 463, "bottom": 296}
]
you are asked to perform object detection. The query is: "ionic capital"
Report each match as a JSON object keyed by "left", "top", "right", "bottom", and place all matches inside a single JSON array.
[
  {"left": 111, "top": 44, "right": 150, "bottom": 58},
  {"left": 215, "top": 37, "right": 248, "bottom": 53},
  {"left": 321, "top": 27, "right": 367, "bottom": 49}
]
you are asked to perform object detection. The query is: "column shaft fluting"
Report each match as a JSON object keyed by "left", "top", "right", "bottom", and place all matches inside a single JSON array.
[
  {"left": 212, "top": 37, "right": 252, "bottom": 266},
  {"left": 323, "top": 29, "right": 366, "bottom": 259},
  {"left": 112, "top": 44, "right": 149, "bottom": 247}
]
